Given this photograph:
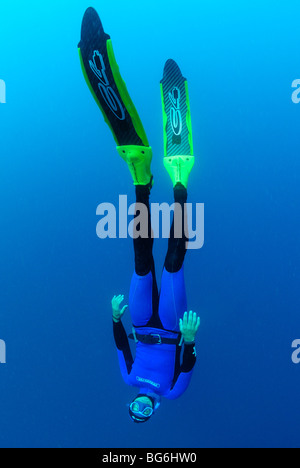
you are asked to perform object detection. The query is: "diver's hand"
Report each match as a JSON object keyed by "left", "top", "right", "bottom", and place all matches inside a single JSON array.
[
  {"left": 179, "top": 311, "right": 201, "bottom": 343},
  {"left": 112, "top": 295, "right": 128, "bottom": 323}
]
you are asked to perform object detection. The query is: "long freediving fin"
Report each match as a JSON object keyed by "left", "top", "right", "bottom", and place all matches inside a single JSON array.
[
  {"left": 78, "top": 7, "right": 152, "bottom": 185},
  {"left": 160, "top": 59, "right": 195, "bottom": 189}
]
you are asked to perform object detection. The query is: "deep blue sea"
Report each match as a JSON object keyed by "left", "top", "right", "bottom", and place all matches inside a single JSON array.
[{"left": 1, "top": 0, "right": 300, "bottom": 448}]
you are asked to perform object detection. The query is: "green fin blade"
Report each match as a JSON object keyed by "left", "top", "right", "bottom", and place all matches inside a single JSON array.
[
  {"left": 78, "top": 7, "right": 148, "bottom": 147},
  {"left": 160, "top": 59, "right": 194, "bottom": 157}
]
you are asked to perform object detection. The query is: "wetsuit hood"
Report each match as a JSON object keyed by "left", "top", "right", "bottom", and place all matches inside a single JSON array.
[{"left": 129, "top": 390, "right": 161, "bottom": 423}]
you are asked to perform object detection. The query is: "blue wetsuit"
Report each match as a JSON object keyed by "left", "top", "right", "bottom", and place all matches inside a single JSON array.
[{"left": 113, "top": 183, "right": 197, "bottom": 400}]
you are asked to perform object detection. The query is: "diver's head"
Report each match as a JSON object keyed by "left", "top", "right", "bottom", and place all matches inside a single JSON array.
[{"left": 128, "top": 393, "right": 160, "bottom": 424}]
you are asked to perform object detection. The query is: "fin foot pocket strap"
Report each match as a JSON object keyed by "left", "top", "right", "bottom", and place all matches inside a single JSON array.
[
  {"left": 117, "top": 145, "right": 153, "bottom": 186},
  {"left": 164, "top": 155, "right": 195, "bottom": 189}
]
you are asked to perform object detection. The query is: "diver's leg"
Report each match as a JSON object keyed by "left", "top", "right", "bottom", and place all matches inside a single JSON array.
[
  {"left": 158, "top": 267, "right": 187, "bottom": 332},
  {"left": 133, "top": 182, "right": 154, "bottom": 277},
  {"left": 165, "top": 183, "right": 188, "bottom": 274},
  {"left": 129, "top": 182, "right": 159, "bottom": 327},
  {"left": 159, "top": 183, "right": 188, "bottom": 332}
]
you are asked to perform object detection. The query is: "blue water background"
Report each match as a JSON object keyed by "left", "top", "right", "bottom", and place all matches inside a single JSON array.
[{"left": 0, "top": 0, "right": 300, "bottom": 448}]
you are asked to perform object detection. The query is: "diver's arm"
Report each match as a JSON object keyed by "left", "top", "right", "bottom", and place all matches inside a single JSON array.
[
  {"left": 165, "top": 343, "right": 196, "bottom": 400},
  {"left": 113, "top": 320, "right": 134, "bottom": 378},
  {"left": 165, "top": 312, "right": 200, "bottom": 399},
  {"left": 111, "top": 295, "right": 133, "bottom": 382},
  {"left": 181, "top": 343, "right": 197, "bottom": 372}
]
